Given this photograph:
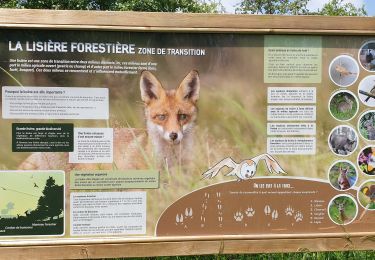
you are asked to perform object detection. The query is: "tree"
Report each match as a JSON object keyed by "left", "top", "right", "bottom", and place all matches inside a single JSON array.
[
  {"left": 35, "top": 177, "right": 63, "bottom": 221},
  {"left": 0, "top": 0, "right": 223, "bottom": 13},
  {"left": 317, "top": 0, "right": 367, "bottom": 16},
  {"left": 115, "top": 0, "right": 223, "bottom": 13},
  {"left": 235, "top": 0, "right": 309, "bottom": 15}
]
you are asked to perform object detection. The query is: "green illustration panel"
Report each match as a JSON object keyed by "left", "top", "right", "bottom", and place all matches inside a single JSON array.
[{"left": 264, "top": 35, "right": 322, "bottom": 83}]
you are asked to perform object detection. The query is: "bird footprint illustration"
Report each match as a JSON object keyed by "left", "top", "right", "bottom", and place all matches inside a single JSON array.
[{"left": 234, "top": 211, "right": 244, "bottom": 222}]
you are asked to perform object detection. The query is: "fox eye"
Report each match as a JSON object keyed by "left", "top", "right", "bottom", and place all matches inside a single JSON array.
[
  {"left": 178, "top": 114, "right": 188, "bottom": 121},
  {"left": 156, "top": 114, "right": 166, "bottom": 121}
]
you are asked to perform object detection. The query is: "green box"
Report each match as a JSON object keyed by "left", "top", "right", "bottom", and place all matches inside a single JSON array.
[
  {"left": 264, "top": 35, "right": 322, "bottom": 83},
  {"left": 71, "top": 170, "right": 160, "bottom": 190}
]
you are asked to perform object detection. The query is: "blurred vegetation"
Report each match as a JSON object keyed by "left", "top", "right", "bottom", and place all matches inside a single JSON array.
[
  {"left": 0, "top": 0, "right": 369, "bottom": 16},
  {"left": 0, "top": 0, "right": 224, "bottom": 12},
  {"left": 124, "top": 251, "right": 375, "bottom": 259},
  {"left": 318, "top": 0, "right": 367, "bottom": 16},
  {"left": 235, "top": 0, "right": 310, "bottom": 15}
]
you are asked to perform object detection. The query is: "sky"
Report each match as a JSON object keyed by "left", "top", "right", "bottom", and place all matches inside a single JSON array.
[
  {"left": 0, "top": 171, "right": 64, "bottom": 217},
  {"left": 222, "top": 0, "right": 375, "bottom": 16}
]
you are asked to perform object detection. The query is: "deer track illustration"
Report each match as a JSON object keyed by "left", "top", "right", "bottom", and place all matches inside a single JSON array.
[
  {"left": 264, "top": 205, "right": 271, "bottom": 216},
  {"left": 271, "top": 209, "right": 279, "bottom": 220},
  {"left": 175, "top": 214, "right": 184, "bottom": 225},
  {"left": 184, "top": 207, "right": 193, "bottom": 218},
  {"left": 285, "top": 206, "right": 294, "bottom": 216},
  {"left": 216, "top": 192, "right": 221, "bottom": 198},
  {"left": 234, "top": 211, "right": 244, "bottom": 222},
  {"left": 294, "top": 211, "right": 303, "bottom": 222},
  {"left": 245, "top": 207, "right": 255, "bottom": 217}
]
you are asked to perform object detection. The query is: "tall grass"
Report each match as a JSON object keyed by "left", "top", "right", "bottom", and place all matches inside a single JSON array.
[{"left": 122, "top": 251, "right": 375, "bottom": 259}]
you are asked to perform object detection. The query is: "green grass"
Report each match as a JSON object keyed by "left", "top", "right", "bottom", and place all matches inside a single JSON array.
[{"left": 118, "top": 251, "right": 375, "bottom": 259}]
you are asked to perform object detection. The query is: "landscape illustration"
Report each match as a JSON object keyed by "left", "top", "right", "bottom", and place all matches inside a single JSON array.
[{"left": 0, "top": 171, "right": 64, "bottom": 236}]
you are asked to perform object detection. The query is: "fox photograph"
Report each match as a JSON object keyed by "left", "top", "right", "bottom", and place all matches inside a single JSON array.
[{"left": 1, "top": 29, "right": 374, "bottom": 237}]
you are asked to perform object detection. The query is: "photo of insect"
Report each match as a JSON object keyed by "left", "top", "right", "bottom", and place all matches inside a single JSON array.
[{"left": 329, "top": 55, "right": 359, "bottom": 87}]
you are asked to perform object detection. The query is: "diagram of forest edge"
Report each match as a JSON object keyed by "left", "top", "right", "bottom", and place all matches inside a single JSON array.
[{"left": 0, "top": 171, "right": 64, "bottom": 236}]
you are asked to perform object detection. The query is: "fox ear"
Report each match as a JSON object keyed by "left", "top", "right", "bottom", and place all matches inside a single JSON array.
[
  {"left": 140, "top": 71, "right": 166, "bottom": 104},
  {"left": 176, "top": 70, "right": 200, "bottom": 103}
]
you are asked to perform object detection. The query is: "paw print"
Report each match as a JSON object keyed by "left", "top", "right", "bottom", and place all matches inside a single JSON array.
[
  {"left": 285, "top": 206, "right": 294, "bottom": 216},
  {"left": 294, "top": 211, "right": 303, "bottom": 222},
  {"left": 245, "top": 207, "right": 255, "bottom": 217},
  {"left": 264, "top": 205, "right": 271, "bottom": 216},
  {"left": 271, "top": 209, "right": 278, "bottom": 220},
  {"left": 234, "top": 211, "right": 244, "bottom": 222}
]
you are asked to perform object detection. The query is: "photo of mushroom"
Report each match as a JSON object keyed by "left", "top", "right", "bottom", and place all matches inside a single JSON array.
[
  {"left": 358, "top": 146, "right": 375, "bottom": 176},
  {"left": 358, "top": 110, "right": 375, "bottom": 141},
  {"left": 358, "top": 180, "right": 375, "bottom": 210},
  {"left": 329, "top": 55, "right": 359, "bottom": 87},
  {"left": 329, "top": 91, "right": 358, "bottom": 121},
  {"left": 358, "top": 75, "right": 375, "bottom": 107},
  {"left": 358, "top": 41, "right": 375, "bottom": 72},
  {"left": 328, "top": 161, "right": 357, "bottom": 191},
  {"left": 328, "top": 125, "right": 358, "bottom": 156}
]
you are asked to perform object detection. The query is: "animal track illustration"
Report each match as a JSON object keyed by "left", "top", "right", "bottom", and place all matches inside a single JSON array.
[
  {"left": 285, "top": 205, "right": 294, "bottom": 216},
  {"left": 200, "top": 215, "right": 206, "bottom": 227},
  {"left": 184, "top": 207, "right": 193, "bottom": 218},
  {"left": 271, "top": 209, "right": 278, "bottom": 220},
  {"left": 234, "top": 211, "right": 244, "bottom": 222},
  {"left": 175, "top": 214, "right": 184, "bottom": 225},
  {"left": 245, "top": 207, "right": 255, "bottom": 217},
  {"left": 200, "top": 192, "right": 210, "bottom": 228},
  {"left": 264, "top": 205, "right": 271, "bottom": 216},
  {"left": 294, "top": 211, "right": 303, "bottom": 222},
  {"left": 216, "top": 192, "right": 223, "bottom": 227}
]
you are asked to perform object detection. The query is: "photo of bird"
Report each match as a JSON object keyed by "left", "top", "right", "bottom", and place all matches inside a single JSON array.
[
  {"left": 361, "top": 184, "right": 375, "bottom": 202},
  {"left": 202, "top": 153, "right": 286, "bottom": 181},
  {"left": 365, "top": 83, "right": 375, "bottom": 102}
]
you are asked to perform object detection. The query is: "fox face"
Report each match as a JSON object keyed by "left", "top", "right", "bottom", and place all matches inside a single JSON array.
[{"left": 140, "top": 70, "right": 200, "bottom": 144}]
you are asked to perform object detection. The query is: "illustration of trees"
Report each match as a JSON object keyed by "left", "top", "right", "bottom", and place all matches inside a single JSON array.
[
  {"left": 35, "top": 177, "right": 63, "bottom": 221},
  {"left": 5, "top": 202, "right": 15, "bottom": 216}
]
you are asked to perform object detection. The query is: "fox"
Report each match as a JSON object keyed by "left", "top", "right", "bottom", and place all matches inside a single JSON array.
[{"left": 18, "top": 70, "right": 200, "bottom": 172}]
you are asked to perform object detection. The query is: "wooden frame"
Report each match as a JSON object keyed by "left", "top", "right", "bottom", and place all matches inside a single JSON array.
[{"left": 1, "top": 8, "right": 375, "bottom": 259}]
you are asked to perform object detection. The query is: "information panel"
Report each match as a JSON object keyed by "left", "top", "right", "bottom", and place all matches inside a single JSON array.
[{"left": 0, "top": 22, "right": 374, "bottom": 247}]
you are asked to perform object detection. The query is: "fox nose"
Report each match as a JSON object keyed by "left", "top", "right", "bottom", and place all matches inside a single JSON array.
[{"left": 169, "top": 132, "right": 178, "bottom": 141}]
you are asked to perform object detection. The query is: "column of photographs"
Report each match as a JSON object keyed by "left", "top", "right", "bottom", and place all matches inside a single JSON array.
[{"left": 327, "top": 41, "right": 375, "bottom": 225}]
